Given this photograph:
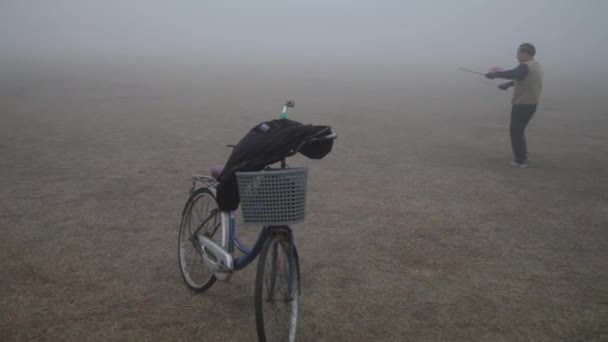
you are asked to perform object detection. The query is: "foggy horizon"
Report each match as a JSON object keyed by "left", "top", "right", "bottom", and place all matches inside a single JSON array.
[{"left": 2, "top": 0, "right": 608, "bottom": 77}]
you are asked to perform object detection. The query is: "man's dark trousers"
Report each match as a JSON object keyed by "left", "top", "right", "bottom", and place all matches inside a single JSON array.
[{"left": 510, "top": 104, "right": 537, "bottom": 163}]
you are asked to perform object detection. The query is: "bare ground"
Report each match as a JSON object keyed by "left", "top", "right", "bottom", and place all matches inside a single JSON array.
[{"left": 1, "top": 64, "right": 607, "bottom": 341}]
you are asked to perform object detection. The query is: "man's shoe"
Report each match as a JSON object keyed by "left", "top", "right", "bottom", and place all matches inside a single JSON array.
[{"left": 509, "top": 160, "right": 529, "bottom": 168}]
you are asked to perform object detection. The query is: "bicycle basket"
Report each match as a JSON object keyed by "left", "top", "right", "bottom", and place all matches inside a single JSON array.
[{"left": 235, "top": 167, "right": 308, "bottom": 225}]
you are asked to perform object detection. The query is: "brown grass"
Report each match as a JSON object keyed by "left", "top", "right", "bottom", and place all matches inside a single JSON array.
[{"left": 1, "top": 64, "right": 607, "bottom": 341}]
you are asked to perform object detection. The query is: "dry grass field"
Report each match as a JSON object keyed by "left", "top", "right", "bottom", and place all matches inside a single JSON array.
[{"left": 1, "top": 62, "right": 607, "bottom": 341}]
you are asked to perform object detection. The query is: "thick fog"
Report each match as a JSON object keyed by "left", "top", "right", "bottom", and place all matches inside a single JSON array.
[{"left": 2, "top": 0, "right": 607, "bottom": 77}]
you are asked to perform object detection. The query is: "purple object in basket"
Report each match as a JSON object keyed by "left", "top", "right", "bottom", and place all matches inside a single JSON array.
[{"left": 211, "top": 164, "right": 224, "bottom": 180}]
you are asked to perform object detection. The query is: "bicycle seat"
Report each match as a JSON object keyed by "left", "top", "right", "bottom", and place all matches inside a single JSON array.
[{"left": 211, "top": 164, "right": 224, "bottom": 180}]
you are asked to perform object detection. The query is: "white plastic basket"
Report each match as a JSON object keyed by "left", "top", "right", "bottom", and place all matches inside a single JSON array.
[{"left": 235, "top": 168, "right": 308, "bottom": 225}]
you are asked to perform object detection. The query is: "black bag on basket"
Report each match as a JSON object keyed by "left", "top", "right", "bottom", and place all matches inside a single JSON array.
[{"left": 216, "top": 119, "right": 333, "bottom": 211}]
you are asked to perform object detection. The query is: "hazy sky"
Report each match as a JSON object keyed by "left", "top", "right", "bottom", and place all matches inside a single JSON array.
[{"left": 2, "top": 1, "right": 607, "bottom": 72}]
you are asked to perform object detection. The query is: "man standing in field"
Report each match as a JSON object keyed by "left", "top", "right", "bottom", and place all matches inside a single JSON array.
[{"left": 486, "top": 43, "right": 543, "bottom": 168}]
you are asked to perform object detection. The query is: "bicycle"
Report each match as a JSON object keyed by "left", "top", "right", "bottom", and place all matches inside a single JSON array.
[{"left": 177, "top": 101, "right": 336, "bottom": 341}]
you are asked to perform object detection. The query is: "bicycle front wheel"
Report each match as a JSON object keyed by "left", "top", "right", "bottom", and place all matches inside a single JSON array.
[
  {"left": 178, "top": 187, "right": 221, "bottom": 292},
  {"left": 255, "top": 232, "right": 300, "bottom": 342}
]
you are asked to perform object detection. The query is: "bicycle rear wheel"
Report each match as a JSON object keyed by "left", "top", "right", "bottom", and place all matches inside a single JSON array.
[
  {"left": 178, "top": 187, "right": 221, "bottom": 292},
  {"left": 255, "top": 232, "right": 300, "bottom": 342}
]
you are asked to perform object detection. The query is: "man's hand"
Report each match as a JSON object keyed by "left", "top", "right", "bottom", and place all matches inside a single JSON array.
[
  {"left": 498, "top": 83, "right": 511, "bottom": 90},
  {"left": 485, "top": 72, "right": 497, "bottom": 79}
]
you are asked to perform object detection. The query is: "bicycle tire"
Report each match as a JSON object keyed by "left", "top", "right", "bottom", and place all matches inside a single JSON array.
[
  {"left": 178, "top": 187, "right": 221, "bottom": 292},
  {"left": 255, "top": 232, "right": 300, "bottom": 342}
]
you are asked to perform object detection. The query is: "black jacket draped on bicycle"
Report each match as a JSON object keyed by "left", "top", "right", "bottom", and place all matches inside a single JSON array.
[{"left": 216, "top": 119, "right": 334, "bottom": 211}]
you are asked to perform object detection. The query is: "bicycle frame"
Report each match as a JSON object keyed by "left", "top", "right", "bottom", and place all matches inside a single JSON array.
[
  {"left": 190, "top": 176, "right": 295, "bottom": 275},
  {"left": 225, "top": 212, "right": 293, "bottom": 271}
]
